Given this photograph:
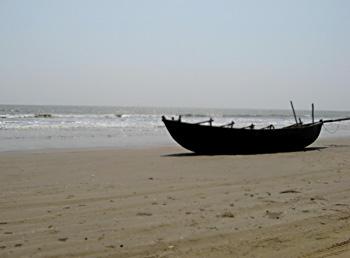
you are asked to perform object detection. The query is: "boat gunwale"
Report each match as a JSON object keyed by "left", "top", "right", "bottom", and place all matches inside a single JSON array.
[{"left": 162, "top": 116, "right": 324, "bottom": 131}]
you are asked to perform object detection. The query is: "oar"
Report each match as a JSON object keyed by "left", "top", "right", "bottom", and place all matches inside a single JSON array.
[{"left": 323, "top": 117, "right": 350, "bottom": 123}]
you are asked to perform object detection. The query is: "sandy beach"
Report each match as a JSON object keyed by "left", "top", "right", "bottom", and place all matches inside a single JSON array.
[{"left": 1, "top": 138, "right": 350, "bottom": 258}]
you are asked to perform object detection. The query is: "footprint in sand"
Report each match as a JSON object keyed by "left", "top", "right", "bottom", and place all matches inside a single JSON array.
[
  {"left": 218, "top": 211, "right": 235, "bottom": 218},
  {"left": 136, "top": 212, "right": 152, "bottom": 216},
  {"left": 265, "top": 210, "right": 283, "bottom": 219}
]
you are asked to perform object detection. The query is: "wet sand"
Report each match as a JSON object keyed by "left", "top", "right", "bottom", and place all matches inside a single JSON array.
[{"left": 1, "top": 138, "right": 350, "bottom": 257}]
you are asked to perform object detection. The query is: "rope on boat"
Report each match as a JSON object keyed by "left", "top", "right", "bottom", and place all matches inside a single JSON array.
[
  {"left": 322, "top": 123, "right": 340, "bottom": 134},
  {"left": 322, "top": 117, "right": 350, "bottom": 134}
]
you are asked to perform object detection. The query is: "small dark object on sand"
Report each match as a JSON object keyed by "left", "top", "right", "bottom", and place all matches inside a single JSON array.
[
  {"left": 265, "top": 210, "right": 283, "bottom": 219},
  {"left": 220, "top": 211, "right": 235, "bottom": 218},
  {"left": 280, "top": 189, "right": 300, "bottom": 194},
  {"left": 136, "top": 212, "right": 152, "bottom": 216}
]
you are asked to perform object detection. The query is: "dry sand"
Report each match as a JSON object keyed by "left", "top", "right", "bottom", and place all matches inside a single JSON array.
[{"left": 1, "top": 138, "right": 350, "bottom": 258}]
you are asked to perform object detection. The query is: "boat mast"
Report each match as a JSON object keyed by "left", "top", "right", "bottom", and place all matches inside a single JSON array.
[{"left": 290, "top": 101, "right": 298, "bottom": 124}]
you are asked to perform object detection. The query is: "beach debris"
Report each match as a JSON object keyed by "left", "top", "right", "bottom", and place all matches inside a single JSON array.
[
  {"left": 151, "top": 201, "right": 158, "bottom": 205},
  {"left": 0, "top": 222, "right": 7, "bottom": 225},
  {"left": 136, "top": 212, "right": 152, "bottom": 216},
  {"left": 120, "top": 244, "right": 124, "bottom": 248},
  {"left": 4, "top": 231, "right": 12, "bottom": 234},
  {"left": 58, "top": 237, "right": 68, "bottom": 242},
  {"left": 148, "top": 177, "right": 154, "bottom": 180},
  {"left": 280, "top": 189, "right": 300, "bottom": 194},
  {"left": 85, "top": 237, "right": 88, "bottom": 240},
  {"left": 48, "top": 225, "right": 53, "bottom": 229},
  {"left": 265, "top": 210, "right": 283, "bottom": 219},
  {"left": 185, "top": 211, "right": 192, "bottom": 215},
  {"left": 0, "top": 246, "right": 6, "bottom": 249},
  {"left": 167, "top": 196, "right": 176, "bottom": 200},
  {"left": 106, "top": 245, "right": 115, "bottom": 248},
  {"left": 168, "top": 245, "right": 175, "bottom": 249},
  {"left": 218, "top": 211, "right": 235, "bottom": 218},
  {"left": 14, "top": 243, "right": 22, "bottom": 247}
]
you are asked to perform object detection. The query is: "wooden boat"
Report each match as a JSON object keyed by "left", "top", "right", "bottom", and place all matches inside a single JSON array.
[{"left": 162, "top": 103, "right": 350, "bottom": 154}]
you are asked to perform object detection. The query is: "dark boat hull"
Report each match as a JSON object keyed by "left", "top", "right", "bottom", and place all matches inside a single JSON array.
[{"left": 163, "top": 118, "right": 323, "bottom": 154}]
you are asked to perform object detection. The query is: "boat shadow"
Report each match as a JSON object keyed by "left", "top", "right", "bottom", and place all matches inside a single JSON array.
[{"left": 162, "top": 147, "right": 327, "bottom": 157}]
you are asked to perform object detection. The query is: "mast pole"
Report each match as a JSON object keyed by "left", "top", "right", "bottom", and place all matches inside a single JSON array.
[
  {"left": 290, "top": 101, "right": 298, "bottom": 124},
  {"left": 312, "top": 103, "right": 315, "bottom": 123}
]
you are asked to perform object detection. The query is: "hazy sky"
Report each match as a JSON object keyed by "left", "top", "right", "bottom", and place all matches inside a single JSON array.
[{"left": 0, "top": 0, "right": 349, "bottom": 110}]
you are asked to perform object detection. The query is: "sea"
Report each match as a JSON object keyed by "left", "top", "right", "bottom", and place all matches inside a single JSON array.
[{"left": 0, "top": 105, "right": 349, "bottom": 152}]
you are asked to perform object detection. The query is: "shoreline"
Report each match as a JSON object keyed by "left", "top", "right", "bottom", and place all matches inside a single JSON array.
[
  {"left": 1, "top": 137, "right": 350, "bottom": 257},
  {"left": 0, "top": 134, "right": 348, "bottom": 154}
]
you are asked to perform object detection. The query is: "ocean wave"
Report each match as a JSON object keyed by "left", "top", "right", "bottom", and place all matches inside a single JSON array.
[
  {"left": 222, "top": 114, "right": 310, "bottom": 119},
  {"left": 1, "top": 113, "right": 135, "bottom": 119},
  {"left": 181, "top": 113, "right": 209, "bottom": 118}
]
